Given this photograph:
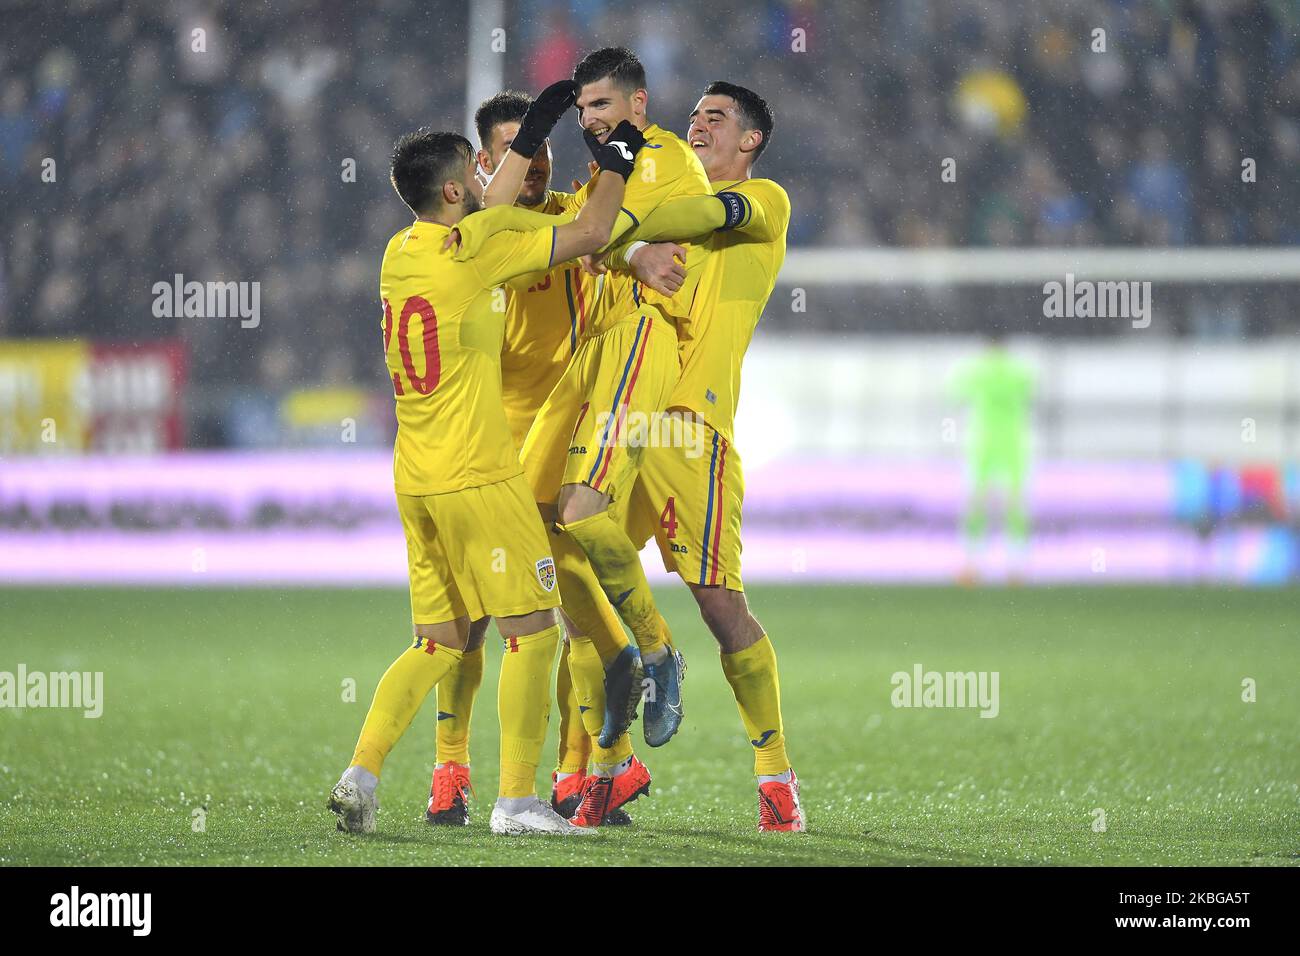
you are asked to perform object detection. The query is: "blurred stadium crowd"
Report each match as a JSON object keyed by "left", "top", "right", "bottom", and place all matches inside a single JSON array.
[{"left": 1, "top": 0, "right": 1297, "bottom": 409}]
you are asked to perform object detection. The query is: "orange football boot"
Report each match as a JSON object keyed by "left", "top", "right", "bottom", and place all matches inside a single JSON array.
[
  {"left": 570, "top": 756, "right": 651, "bottom": 827},
  {"left": 554, "top": 770, "right": 633, "bottom": 826},
  {"left": 550, "top": 770, "right": 588, "bottom": 819},
  {"left": 757, "top": 769, "right": 806, "bottom": 832},
  {"left": 425, "top": 761, "right": 472, "bottom": 826}
]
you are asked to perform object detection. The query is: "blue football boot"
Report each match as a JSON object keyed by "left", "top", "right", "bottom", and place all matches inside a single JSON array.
[
  {"left": 642, "top": 647, "right": 686, "bottom": 747},
  {"left": 598, "top": 644, "right": 644, "bottom": 749}
]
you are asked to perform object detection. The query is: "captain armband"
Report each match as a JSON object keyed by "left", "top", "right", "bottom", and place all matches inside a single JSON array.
[{"left": 716, "top": 191, "right": 748, "bottom": 230}]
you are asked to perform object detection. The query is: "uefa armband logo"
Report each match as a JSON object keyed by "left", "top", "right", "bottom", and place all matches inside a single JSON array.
[{"left": 535, "top": 557, "right": 557, "bottom": 592}]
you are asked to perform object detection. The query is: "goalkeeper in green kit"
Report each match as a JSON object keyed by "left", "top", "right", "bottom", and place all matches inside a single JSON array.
[{"left": 950, "top": 336, "right": 1035, "bottom": 584}]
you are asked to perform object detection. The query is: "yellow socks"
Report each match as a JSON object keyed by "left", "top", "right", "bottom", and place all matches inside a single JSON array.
[
  {"left": 551, "top": 526, "right": 640, "bottom": 772},
  {"left": 592, "top": 728, "right": 634, "bottom": 773},
  {"left": 351, "top": 637, "right": 464, "bottom": 777},
  {"left": 561, "top": 509, "right": 667, "bottom": 660},
  {"left": 555, "top": 638, "right": 591, "bottom": 775},
  {"left": 565, "top": 635, "right": 609, "bottom": 738},
  {"left": 497, "top": 624, "right": 561, "bottom": 798},
  {"left": 720, "top": 635, "right": 790, "bottom": 776},
  {"left": 566, "top": 633, "right": 634, "bottom": 768},
  {"left": 435, "top": 643, "right": 483, "bottom": 766},
  {"left": 551, "top": 526, "right": 631, "bottom": 665}
]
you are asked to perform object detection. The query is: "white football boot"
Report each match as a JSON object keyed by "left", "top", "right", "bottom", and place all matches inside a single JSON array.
[
  {"left": 489, "top": 796, "right": 597, "bottom": 836},
  {"left": 329, "top": 774, "right": 378, "bottom": 834}
]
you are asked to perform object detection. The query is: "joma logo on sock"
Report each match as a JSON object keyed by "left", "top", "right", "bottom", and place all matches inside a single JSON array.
[
  {"left": 50, "top": 886, "right": 151, "bottom": 936},
  {"left": 0, "top": 666, "right": 103, "bottom": 718},
  {"left": 890, "top": 664, "right": 999, "bottom": 718}
]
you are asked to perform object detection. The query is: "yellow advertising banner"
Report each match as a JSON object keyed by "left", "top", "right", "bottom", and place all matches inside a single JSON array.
[{"left": 0, "top": 340, "right": 90, "bottom": 454}]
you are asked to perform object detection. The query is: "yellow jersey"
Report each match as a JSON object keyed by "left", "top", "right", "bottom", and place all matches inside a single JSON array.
[
  {"left": 500, "top": 190, "right": 593, "bottom": 446},
  {"left": 669, "top": 177, "right": 790, "bottom": 443},
  {"left": 582, "top": 123, "right": 713, "bottom": 338},
  {"left": 379, "top": 217, "right": 557, "bottom": 496}
]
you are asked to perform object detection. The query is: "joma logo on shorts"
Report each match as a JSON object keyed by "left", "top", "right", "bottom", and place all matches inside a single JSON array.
[
  {"left": 670, "top": 543, "right": 689, "bottom": 555},
  {"left": 568, "top": 445, "right": 587, "bottom": 455}
]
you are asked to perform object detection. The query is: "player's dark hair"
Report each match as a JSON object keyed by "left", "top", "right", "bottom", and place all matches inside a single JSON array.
[
  {"left": 474, "top": 90, "right": 532, "bottom": 150},
  {"left": 703, "top": 80, "right": 774, "bottom": 161},
  {"left": 390, "top": 128, "right": 473, "bottom": 215},
  {"left": 573, "top": 46, "right": 646, "bottom": 94}
]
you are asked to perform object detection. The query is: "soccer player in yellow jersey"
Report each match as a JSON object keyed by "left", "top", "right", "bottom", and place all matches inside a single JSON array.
[
  {"left": 423, "top": 90, "right": 637, "bottom": 827},
  {"left": 462, "top": 49, "right": 713, "bottom": 825},
  {"left": 597, "top": 82, "right": 806, "bottom": 831},
  {"left": 477, "top": 92, "right": 595, "bottom": 450},
  {"left": 328, "top": 108, "right": 648, "bottom": 836}
]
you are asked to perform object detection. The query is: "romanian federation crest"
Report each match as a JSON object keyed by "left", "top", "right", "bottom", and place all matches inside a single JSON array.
[{"left": 535, "top": 557, "right": 556, "bottom": 592}]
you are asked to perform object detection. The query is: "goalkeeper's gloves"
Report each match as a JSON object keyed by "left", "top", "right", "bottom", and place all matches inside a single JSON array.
[
  {"left": 510, "top": 79, "right": 579, "bottom": 158},
  {"left": 583, "top": 120, "right": 646, "bottom": 180}
]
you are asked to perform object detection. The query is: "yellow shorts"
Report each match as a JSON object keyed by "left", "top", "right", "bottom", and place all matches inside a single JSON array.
[
  {"left": 397, "top": 474, "right": 561, "bottom": 625},
  {"left": 521, "top": 311, "right": 679, "bottom": 504},
  {"left": 618, "top": 417, "right": 745, "bottom": 591}
]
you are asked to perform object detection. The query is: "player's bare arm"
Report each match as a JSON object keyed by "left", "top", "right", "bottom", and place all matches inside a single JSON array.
[
  {"left": 447, "top": 119, "right": 647, "bottom": 271},
  {"left": 594, "top": 241, "right": 687, "bottom": 296},
  {"left": 482, "top": 80, "right": 577, "bottom": 208},
  {"left": 624, "top": 242, "right": 687, "bottom": 295}
]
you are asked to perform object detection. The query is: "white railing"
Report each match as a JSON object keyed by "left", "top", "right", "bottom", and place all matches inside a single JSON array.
[
  {"left": 737, "top": 335, "right": 1300, "bottom": 465},
  {"left": 779, "top": 247, "right": 1300, "bottom": 285}
]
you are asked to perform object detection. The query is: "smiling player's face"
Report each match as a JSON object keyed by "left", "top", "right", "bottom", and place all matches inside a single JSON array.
[
  {"left": 485, "top": 120, "right": 552, "bottom": 206},
  {"left": 687, "top": 94, "right": 746, "bottom": 178},
  {"left": 575, "top": 77, "right": 639, "bottom": 143}
]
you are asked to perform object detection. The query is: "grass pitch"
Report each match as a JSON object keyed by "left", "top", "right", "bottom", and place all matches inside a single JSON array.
[{"left": 0, "top": 585, "right": 1296, "bottom": 866}]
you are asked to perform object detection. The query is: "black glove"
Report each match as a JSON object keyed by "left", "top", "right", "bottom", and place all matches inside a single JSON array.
[
  {"left": 583, "top": 120, "right": 646, "bottom": 180},
  {"left": 510, "top": 79, "right": 578, "bottom": 158}
]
